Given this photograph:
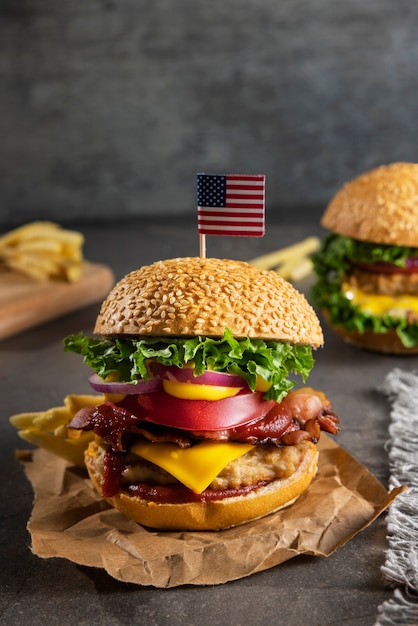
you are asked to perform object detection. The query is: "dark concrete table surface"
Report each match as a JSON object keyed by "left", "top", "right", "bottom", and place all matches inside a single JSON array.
[{"left": 1, "top": 215, "right": 410, "bottom": 625}]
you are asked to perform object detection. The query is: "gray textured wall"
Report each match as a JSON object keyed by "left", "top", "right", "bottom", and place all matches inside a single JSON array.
[{"left": 1, "top": 1, "right": 418, "bottom": 227}]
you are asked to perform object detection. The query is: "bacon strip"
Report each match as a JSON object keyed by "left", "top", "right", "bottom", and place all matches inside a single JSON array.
[{"left": 68, "top": 387, "right": 339, "bottom": 450}]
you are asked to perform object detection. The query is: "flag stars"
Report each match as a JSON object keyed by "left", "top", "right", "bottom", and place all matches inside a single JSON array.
[{"left": 197, "top": 175, "right": 226, "bottom": 207}]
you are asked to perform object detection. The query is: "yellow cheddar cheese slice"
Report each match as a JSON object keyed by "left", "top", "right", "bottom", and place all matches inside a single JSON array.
[
  {"left": 343, "top": 283, "right": 418, "bottom": 317},
  {"left": 130, "top": 440, "right": 254, "bottom": 494}
]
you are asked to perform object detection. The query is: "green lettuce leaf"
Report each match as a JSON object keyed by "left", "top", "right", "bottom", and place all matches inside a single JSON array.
[
  {"left": 310, "top": 233, "right": 418, "bottom": 347},
  {"left": 63, "top": 328, "right": 315, "bottom": 403}
]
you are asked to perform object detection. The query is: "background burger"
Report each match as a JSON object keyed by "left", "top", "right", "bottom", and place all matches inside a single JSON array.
[
  {"left": 311, "top": 162, "right": 418, "bottom": 354},
  {"left": 64, "top": 257, "right": 339, "bottom": 531}
]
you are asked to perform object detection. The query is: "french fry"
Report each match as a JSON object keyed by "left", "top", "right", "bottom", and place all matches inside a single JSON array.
[
  {"left": 64, "top": 394, "right": 105, "bottom": 414},
  {"left": 249, "top": 237, "right": 320, "bottom": 270},
  {"left": 10, "top": 394, "right": 102, "bottom": 468},
  {"left": 15, "top": 427, "right": 92, "bottom": 468},
  {"left": 0, "top": 222, "right": 60, "bottom": 248},
  {"left": 249, "top": 237, "right": 320, "bottom": 282},
  {"left": 10, "top": 411, "right": 43, "bottom": 429},
  {"left": 33, "top": 406, "right": 71, "bottom": 430},
  {"left": 0, "top": 221, "right": 84, "bottom": 282},
  {"left": 275, "top": 257, "right": 315, "bottom": 282},
  {"left": 65, "top": 263, "right": 83, "bottom": 282}
]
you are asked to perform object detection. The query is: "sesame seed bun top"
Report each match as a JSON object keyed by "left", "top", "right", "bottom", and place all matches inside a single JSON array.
[
  {"left": 94, "top": 257, "right": 323, "bottom": 347},
  {"left": 321, "top": 162, "right": 418, "bottom": 247}
]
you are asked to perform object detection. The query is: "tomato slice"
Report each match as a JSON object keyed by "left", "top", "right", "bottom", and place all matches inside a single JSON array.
[{"left": 111, "top": 390, "right": 276, "bottom": 431}]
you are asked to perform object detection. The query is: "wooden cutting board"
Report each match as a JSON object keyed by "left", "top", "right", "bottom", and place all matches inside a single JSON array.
[{"left": 0, "top": 261, "right": 115, "bottom": 340}]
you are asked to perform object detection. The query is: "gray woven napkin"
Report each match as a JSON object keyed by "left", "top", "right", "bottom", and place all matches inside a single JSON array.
[{"left": 375, "top": 369, "right": 418, "bottom": 626}]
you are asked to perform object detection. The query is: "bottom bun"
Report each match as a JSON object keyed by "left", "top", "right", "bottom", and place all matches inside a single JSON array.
[
  {"left": 84, "top": 440, "right": 319, "bottom": 531},
  {"left": 326, "top": 320, "right": 418, "bottom": 355}
]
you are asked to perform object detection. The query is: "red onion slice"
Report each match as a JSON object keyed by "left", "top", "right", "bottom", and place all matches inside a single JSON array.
[
  {"left": 352, "top": 259, "right": 418, "bottom": 274},
  {"left": 88, "top": 373, "right": 161, "bottom": 395},
  {"left": 149, "top": 363, "right": 247, "bottom": 388},
  {"left": 406, "top": 257, "right": 418, "bottom": 271}
]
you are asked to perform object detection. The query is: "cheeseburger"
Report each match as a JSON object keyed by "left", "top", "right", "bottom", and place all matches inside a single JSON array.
[
  {"left": 64, "top": 257, "right": 339, "bottom": 531},
  {"left": 311, "top": 162, "right": 418, "bottom": 354}
]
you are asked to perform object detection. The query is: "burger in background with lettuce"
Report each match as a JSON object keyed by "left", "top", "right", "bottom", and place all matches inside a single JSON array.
[
  {"left": 64, "top": 256, "right": 339, "bottom": 531},
  {"left": 311, "top": 162, "right": 418, "bottom": 354}
]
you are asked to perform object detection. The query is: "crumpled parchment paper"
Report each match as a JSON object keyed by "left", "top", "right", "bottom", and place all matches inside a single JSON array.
[{"left": 17, "top": 434, "right": 403, "bottom": 588}]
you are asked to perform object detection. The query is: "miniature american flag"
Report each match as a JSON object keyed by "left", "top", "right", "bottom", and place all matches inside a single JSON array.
[{"left": 197, "top": 174, "right": 265, "bottom": 237}]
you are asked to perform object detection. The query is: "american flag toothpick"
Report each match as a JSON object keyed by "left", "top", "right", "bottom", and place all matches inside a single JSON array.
[{"left": 197, "top": 173, "right": 266, "bottom": 257}]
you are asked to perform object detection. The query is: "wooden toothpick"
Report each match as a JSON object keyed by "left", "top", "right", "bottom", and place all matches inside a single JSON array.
[{"left": 199, "top": 233, "right": 206, "bottom": 258}]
